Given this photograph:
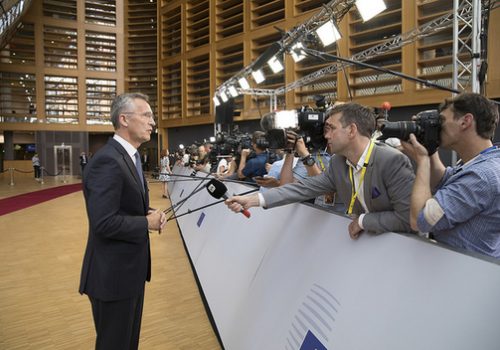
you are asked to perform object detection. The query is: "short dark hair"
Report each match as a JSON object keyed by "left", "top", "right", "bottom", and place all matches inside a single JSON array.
[
  {"left": 252, "top": 130, "right": 266, "bottom": 150},
  {"left": 439, "top": 92, "right": 499, "bottom": 139},
  {"left": 110, "top": 93, "right": 149, "bottom": 130},
  {"left": 326, "top": 102, "right": 376, "bottom": 138}
]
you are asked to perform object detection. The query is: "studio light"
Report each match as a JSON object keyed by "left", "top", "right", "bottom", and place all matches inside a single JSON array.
[
  {"left": 213, "top": 95, "right": 221, "bottom": 107},
  {"left": 290, "top": 42, "right": 306, "bottom": 62},
  {"left": 356, "top": 0, "right": 387, "bottom": 22},
  {"left": 220, "top": 91, "right": 229, "bottom": 102},
  {"left": 228, "top": 85, "right": 239, "bottom": 98},
  {"left": 238, "top": 77, "right": 250, "bottom": 89},
  {"left": 315, "top": 20, "right": 342, "bottom": 47},
  {"left": 267, "top": 55, "right": 284, "bottom": 73},
  {"left": 252, "top": 69, "right": 265, "bottom": 84}
]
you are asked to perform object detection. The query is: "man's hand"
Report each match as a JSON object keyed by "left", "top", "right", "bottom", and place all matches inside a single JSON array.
[
  {"left": 225, "top": 194, "right": 259, "bottom": 213},
  {"left": 241, "top": 149, "right": 251, "bottom": 158},
  {"left": 147, "top": 209, "right": 166, "bottom": 232},
  {"left": 401, "top": 134, "right": 429, "bottom": 165},
  {"left": 348, "top": 217, "right": 363, "bottom": 240},
  {"left": 294, "top": 136, "right": 309, "bottom": 158},
  {"left": 255, "top": 176, "right": 280, "bottom": 188}
]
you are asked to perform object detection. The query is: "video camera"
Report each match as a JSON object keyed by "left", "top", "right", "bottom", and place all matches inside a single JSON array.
[
  {"left": 260, "top": 95, "right": 329, "bottom": 150},
  {"left": 185, "top": 143, "right": 204, "bottom": 167},
  {"left": 378, "top": 109, "right": 441, "bottom": 154},
  {"left": 261, "top": 107, "right": 326, "bottom": 150}
]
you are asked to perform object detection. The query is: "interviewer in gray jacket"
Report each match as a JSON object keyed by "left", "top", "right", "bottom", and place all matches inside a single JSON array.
[{"left": 225, "top": 102, "right": 415, "bottom": 239}]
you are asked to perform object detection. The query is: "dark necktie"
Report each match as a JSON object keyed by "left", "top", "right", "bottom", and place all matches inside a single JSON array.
[{"left": 134, "top": 152, "right": 145, "bottom": 191}]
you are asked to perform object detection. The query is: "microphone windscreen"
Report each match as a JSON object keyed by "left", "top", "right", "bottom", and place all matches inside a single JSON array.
[{"left": 206, "top": 178, "right": 228, "bottom": 199}]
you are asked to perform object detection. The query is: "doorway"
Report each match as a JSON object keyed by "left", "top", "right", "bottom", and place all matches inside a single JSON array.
[{"left": 54, "top": 144, "right": 72, "bottom": 179}]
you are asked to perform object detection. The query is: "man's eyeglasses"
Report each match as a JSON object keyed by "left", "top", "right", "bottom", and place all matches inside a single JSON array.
[{"left": 123, "top": 112, "right": 155, "bottom": 120}]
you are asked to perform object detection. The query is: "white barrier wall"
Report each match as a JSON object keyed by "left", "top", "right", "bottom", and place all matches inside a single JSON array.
[{"left": 168, "top": 166, "right": 500, "bottom": 350}]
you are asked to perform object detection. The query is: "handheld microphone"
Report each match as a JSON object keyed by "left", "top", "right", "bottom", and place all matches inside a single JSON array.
[{"left": 206, "top": 178, "right": 251, "bottom": 218}]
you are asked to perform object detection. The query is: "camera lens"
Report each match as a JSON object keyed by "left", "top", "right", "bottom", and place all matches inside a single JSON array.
[{"left": 379, "top": 121, "right": 419, "bottom": 141}]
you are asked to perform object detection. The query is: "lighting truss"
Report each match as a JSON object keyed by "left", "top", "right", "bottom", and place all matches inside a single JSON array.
[
  {"left": 215, "top": 0, "right": 358, "bottom": 96},
  {"left": 276, "top": 0, "right": 478, "bottom": 95}
]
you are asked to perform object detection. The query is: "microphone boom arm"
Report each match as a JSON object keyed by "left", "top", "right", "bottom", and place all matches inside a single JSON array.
[{"left": 302, "top": 48, "right": 461, "bottom": 94}]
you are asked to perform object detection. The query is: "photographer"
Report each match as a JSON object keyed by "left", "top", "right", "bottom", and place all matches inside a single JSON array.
[
  {"left": 226, "top": 102, "right": 415, "bottom": 239},
  {"left": 188, "top": 144, "right": 211, "bottom": 173},
  {"left": 402, "top": 93, "right": 500, "bottom": 259},
  {"left": 237, "top": 131, "right": 268, "bottom": 181}
]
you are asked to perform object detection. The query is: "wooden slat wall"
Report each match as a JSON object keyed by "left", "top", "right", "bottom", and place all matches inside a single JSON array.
[{"left": 158, "top": 0, "right": 500, "bottom": 134}]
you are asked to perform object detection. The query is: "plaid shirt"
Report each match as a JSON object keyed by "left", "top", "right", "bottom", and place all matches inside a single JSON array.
[{"left": 417, "top": 148, "right": 500, "bottom": 259}]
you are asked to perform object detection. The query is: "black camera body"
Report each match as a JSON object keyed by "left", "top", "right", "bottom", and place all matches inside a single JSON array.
[
  {"left": 262, "top": 107, "right": 326, "bottom": 150},
  {"left": 379, "top": 109, "right": 441, "bottom": 154}
]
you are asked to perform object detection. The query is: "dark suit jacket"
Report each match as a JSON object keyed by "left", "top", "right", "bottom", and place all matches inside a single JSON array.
[
  {"left": 79, "top": 138, "right": 150, "bottom": 301},
  {"left": 263, "top": 142, "right": 415, "bottom": 234}
]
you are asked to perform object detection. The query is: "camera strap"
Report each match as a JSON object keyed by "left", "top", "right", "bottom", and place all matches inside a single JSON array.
[{"left": 347, "top": 141, "right": 375, "bottom": 215}]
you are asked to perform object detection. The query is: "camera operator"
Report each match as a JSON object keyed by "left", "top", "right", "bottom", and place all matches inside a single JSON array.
[
  {"left": 226, "top": 102, "right": 415, "bottom": 239},
  {"left": 270, "top": 131, "right": 337, "bottom": 209},
  {"left": 191, "top": 144, "right": 211, "bottom": 173},
  {"left": 402, "top": 92, "right": 500, "bottom": 259},
  {"left": 237, "top": 131, "right": 268, "bottom": 181}
]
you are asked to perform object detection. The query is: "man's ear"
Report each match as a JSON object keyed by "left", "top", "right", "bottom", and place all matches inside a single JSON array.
[
  {"left": 348, "top": 123, "right": 358, "bottom": 137},
  {"left": 461, "top": 113, "right": 474, "bottom": 130},
  {"left": 119, "top": 114, "right": 129, "bottom": 128}
]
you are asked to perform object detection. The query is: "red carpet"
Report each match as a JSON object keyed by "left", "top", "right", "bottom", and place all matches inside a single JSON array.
[{"left": 0, "top": 183, "right": 82, "bottom": 216}]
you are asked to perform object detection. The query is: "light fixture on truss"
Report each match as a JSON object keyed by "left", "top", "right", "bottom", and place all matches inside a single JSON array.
[
  {"left": 238, "top": 77, "right": 250, "bottom": 89},
  {"left": 355, "top": 0, "right": 387, "bottom": 22},
  {"left": 267, "top": 55, "right": 284, "bottom": 73},
  {"left": 213, "top": 95, "right": 221, "bottom": 107},
  {"left": 220, "top": 91, "right": 229, "bottom": 102},
  {"left": 228, "top": 85, "right": 239, "bottom": 98},
  {"left": 315, "top": 20, "right": 342, "bottom": 47},
  {"left": 291, "top": 42, "right": 307, "bottom": 62},
  {"left": 252, "top": 69, "right": 266, "bottom": 84}
]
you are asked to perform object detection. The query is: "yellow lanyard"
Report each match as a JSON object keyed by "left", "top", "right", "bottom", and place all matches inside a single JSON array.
[
  {"left": 316, "top": 151, "right": 326, "bottom": 172},
  {"left": 347, "top": 141, "right": 375, "bottom": 215}
]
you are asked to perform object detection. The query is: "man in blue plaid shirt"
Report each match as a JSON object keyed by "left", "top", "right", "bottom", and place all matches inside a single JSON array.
[{"left": 404, "top": 93, "right": 500, "bottom": 259}]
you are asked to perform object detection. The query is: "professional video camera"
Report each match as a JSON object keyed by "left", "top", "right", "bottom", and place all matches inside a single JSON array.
[
  {"left": 185, "top": 143, "right": 204, "bottom": 167},
  {"left": 378, "top": 109, "right": 441, "bottom": 154},
  {"left": 260, "top": 108, "right": 326, "bottom": 150},
  {"left": 260, "top": 95, "right": 329, "bottom": 150}
]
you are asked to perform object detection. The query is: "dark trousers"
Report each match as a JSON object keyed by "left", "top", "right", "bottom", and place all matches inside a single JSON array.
[
  {"left": 34, "top": 165, "right": 41, "bottom": 178},
  {"left": 89, "top": 289, "right": 145, "bottom": 350}
]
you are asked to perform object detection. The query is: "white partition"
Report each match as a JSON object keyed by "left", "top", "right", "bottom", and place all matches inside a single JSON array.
[{"left": 168, "top": 166, "right": 500, "bottom": 350}]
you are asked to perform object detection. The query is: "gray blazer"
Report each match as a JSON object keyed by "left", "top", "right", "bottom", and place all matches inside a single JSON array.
[{"left": 262, "top": 143, "right": 415, "bottom": 234}]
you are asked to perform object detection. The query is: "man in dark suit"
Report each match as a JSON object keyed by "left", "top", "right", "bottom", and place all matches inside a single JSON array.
[
  {"left": 226, "top": 102, "right": 415, "bottom": 238},
  {"left": 79, "top": 93, "right": 166, "bottom": 350}
]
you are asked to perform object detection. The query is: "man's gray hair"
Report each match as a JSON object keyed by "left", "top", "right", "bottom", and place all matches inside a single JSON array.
[{"left": 110, "top": 93, "right": 149, "bottom": 129}]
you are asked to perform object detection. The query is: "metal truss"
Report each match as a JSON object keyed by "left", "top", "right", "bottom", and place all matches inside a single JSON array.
[
  {"left": 276, "top": 1, "right": 476, "bottom": 95},
  {"left": 216, "top": 0, "right": 357, "bottom": 96},
  {"left": 453, "top": 0, "right": 482, "bottom": 93}
]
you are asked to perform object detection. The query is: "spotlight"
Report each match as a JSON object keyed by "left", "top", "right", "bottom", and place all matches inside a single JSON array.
[
  {"left": 356, "top": 0, "right": 386, "bottom": 22},
  {"left": 213, "top": 96, "right": 221, "bottom": 107},
  {"left": 315, "top": 20, "right": 342, "bottom": 47},
  {"left": 179, "top": 144, "right": 184, "bottom": 150},
  {"left": 228, "top": 85, "right": 239, "bottom": 98},
  {"left": 267, "top": 55, "right": 284, "bottom": 73},
  {"left": 238, "top": 77, "right": 250, "bottom": 89},
  {"left": 252, "top": 69, "right": 265, "bottom": 84},
  {"left": 220, "top": 91, "right": 229, "bottom": 102},
  {"left": 290, "top": 42, "right": 306, "bottom": 62}
]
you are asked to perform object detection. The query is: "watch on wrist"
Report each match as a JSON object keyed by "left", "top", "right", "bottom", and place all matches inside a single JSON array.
[{"left": 301, "top": 154, "right": 315, "bottom": 166}]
